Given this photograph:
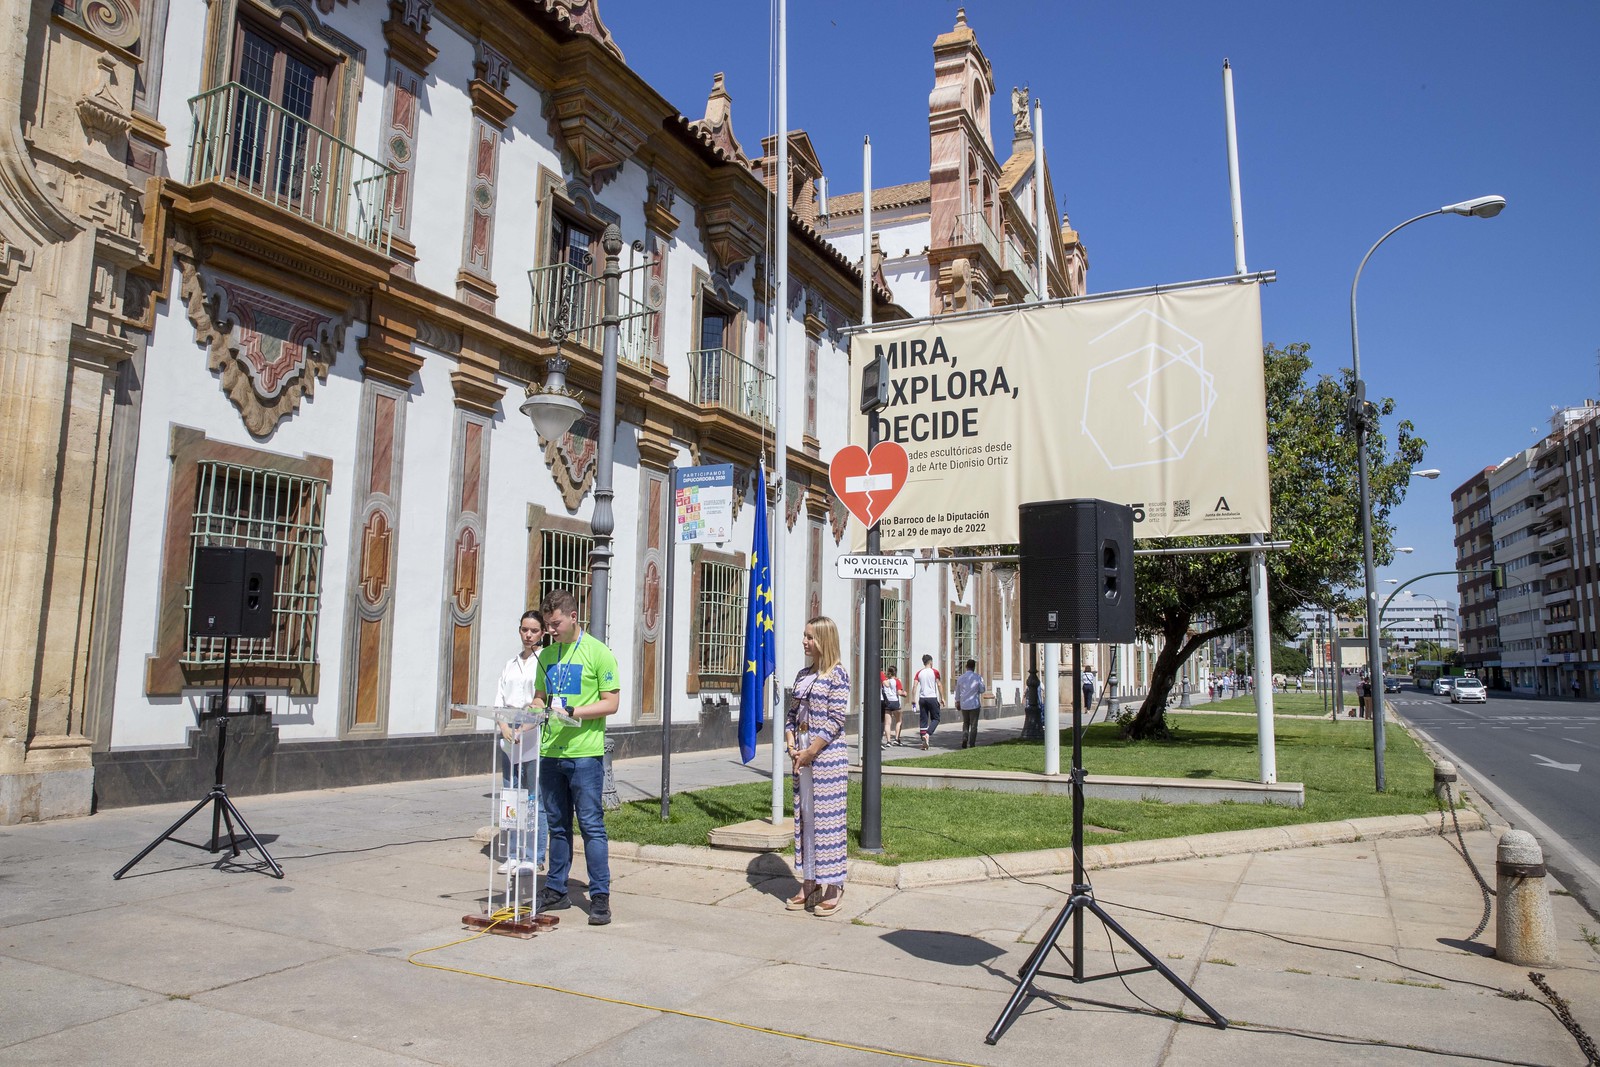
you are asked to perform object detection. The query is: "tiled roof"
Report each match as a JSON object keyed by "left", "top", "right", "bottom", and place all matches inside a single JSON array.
[{"left": 826, "top": 181, "right": 931, "bottom": 216}]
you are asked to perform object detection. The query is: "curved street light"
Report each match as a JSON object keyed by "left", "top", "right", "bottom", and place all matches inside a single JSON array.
[{"left": 1352, "top": 196, "right": 1505, "bottom": 792}]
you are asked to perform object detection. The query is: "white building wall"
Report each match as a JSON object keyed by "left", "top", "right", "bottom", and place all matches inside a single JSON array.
[
  {"left": 110, "top": 275, "right": 369, "bottom": 747},
  {"left": 109, "top": 0, "right": 871, "bottom": 759}
]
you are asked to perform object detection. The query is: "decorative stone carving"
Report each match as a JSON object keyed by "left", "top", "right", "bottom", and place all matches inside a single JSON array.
[
  {"left": 545, "top": 0, "right": 624, "bottom": 61},
  {"left": 359, "top": 509, "right": 394, "bottom": 606},
  {"left": 1012, "top": 85, "right": 1031, "bottom": 135},
  {"left": 180, "top": 261, "right": 347, "bottom": 437},
  {"left": 644, "top": 170, "right": 679, "bottom": 237},
  {"left": 829, "top": 495, "right": 849, "bottom": 545},
  {"left": 689, "top": 73, "right": 750, "bottom": 167},
  {"left": 539, "top": 412, "right": 600, "bottom": 511},
  {"left": 953, "top": 561, "right": 971, "bottom": 600},
  {"left": 77, "top": 57, "right": 132, "bottom": 151},
  {"left": 544, "top": 83, "right": 647, "bottom": 191},
  {"left": 473, "top": 39, "right": 511, "bottom": 92},
  {"left": 415, "top": 317, "right": 461, "bottom": 354},
  {"left": 383, "top": 1, "right": 438, "bottom": 73},
  {"left": 785, "top": 473, "right": 804, "bottom": 530},
  {"left": 52, "top": 0, "right": 141, "bottom": 51}
]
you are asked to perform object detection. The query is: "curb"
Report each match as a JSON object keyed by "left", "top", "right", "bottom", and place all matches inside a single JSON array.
[{"left": 599, "top": 808, "right": 1487, "bottom": 889}]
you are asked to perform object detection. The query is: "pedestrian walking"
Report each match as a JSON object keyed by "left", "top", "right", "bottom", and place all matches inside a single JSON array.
[
  {"left": 1573, "top": 677, "right": 1582, "bottom": 700},
  {"left": 954, "top": 659, "right": 984, "bottom": 749},
  {"left": 1080, "top": 667, "right": 1095, "bottom": 712},
  {"left": 880, "top": 665, "right": 904, "bottom": 746},
  {"left": 912, "top": 654, "right": 944, "bottom": 749}
]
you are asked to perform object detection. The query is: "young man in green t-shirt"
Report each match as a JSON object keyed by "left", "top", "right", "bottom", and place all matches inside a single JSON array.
[{"left": 534, "top": 589, "right": 621, "bottom": 925}]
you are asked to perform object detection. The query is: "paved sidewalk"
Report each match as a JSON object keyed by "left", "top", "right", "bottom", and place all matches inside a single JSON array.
[{"left": 4, "top": 719, "right": 1600, "bottom": 1065}]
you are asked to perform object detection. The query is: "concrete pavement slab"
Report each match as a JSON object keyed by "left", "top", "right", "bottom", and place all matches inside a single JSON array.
[
  {"left": 195, "top": 947, "right": 680, "bottom": 1066},
  {"left": 1189, "top": 961, "right": 1586, "bottom": 1064},
  {"left": 0, "top": 997, "right": 433, "bottom": 1066},
  {"left": 0, "top": 955, "right": 162, "bottom": 1049},
  {"left": 0, "top": 905, "right": 344, "bottom": 996},
  {"left": 139, "top": 875, "right": 469, "bottom": 952}
]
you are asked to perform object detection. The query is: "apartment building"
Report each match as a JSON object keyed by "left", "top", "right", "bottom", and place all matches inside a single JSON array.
[{"left": 1452, "top": 467, "right": 1501, "bottom": 686}]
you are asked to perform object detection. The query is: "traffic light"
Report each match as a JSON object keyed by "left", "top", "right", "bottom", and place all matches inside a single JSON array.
[
  {"left": 1491, "top": 565, "right": 1506, "bottom": 589},
  {"left": 1434, "top": 614, "right": 1443, "bottom": 631}
]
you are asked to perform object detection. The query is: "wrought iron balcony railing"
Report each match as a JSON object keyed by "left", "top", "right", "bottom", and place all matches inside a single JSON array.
[
  {"left": 688, "top": 347, "right": 774, "bottom": 427},
  {"left": 949, "top": 209, "right": 1002, "bottom": 267},
  {"left": 1005, "top": 236, "right": 1038, "bottom": 300},
  {"left": 187, "top": 83, "right": 398, "bottom": 254},
  {"left": 528, "top": 261, "right": 654, "bottom": 368}
]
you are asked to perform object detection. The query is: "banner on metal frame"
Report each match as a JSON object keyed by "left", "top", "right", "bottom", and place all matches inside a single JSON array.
[{"left": 847, "top": 283, "right": 1270, "bottom": 549}]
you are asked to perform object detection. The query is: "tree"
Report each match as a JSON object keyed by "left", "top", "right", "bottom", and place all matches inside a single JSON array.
[
  {"left": 1122, "top": 343, "right": 1424, "bottom": 739},
  {"left": 1272, "top": 643, "right": 1309, "bottom": 678}
]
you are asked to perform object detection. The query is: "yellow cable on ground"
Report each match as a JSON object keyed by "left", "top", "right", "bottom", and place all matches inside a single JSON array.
[{"left": 408, "top": 920, "right": 990, "bottom": 1067}]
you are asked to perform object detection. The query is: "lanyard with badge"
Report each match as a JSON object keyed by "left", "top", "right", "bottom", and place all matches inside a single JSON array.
[{"left": 545, "top": 631, "right": 585, "bottom": 720}]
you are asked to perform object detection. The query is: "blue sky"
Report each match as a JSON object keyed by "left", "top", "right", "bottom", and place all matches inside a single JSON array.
[{"left": 601, "top": 0, "right": 1600, "bottom": 607}]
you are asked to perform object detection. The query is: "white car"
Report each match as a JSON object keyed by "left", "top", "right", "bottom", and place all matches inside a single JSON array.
[
  {"left": 1450, "top": 677, "right": 1488, "bottom": 704},
  {"left": 1432, "top": 677, "right": 1453, "bottom": 696}
]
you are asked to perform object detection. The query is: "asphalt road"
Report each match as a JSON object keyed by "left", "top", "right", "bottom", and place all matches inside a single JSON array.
[{"left": 1390, "top": 688, "right": 1600, "bottom": 918}]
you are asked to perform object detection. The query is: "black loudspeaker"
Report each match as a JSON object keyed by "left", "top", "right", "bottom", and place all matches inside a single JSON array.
[
  {"left": 191, "top": 546, "right": 277, "bottom": 639},
  {"left": 1018, "top": 499, "right": 1135, "bottom": 643}
]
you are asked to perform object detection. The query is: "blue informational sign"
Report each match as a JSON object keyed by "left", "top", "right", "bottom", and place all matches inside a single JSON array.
[{"left": 673, "top": 463, "right": 735, "bottom": 544}]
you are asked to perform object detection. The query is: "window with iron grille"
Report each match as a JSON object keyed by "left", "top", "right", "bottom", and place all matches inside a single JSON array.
[
  {"left": 698, "top": 559, "right": 746, "bottom": 681},
  {"left": 539, "top": 528, "right": 593, "bottom": 623},
  {"left": 183, "top": 461, "right": 327, "bottom": 666},
  {"left": 881, "top": 594, "right": 907, "bottom": 676},
  {"left": 952, "top": 611, "right": 976, "bottom": 669}
]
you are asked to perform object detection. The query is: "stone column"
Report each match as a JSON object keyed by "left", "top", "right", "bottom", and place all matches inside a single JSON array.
[{"left": 1, "top": 2, "right": 144, "bottom": 822}]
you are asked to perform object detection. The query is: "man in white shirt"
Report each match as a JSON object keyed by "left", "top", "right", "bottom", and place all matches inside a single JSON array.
[
  {"left": 912, "top": 654, "right": 945, "bottom": 750},
  {"left": 954, "top": 659, "right": 985, "bottom": 749}
]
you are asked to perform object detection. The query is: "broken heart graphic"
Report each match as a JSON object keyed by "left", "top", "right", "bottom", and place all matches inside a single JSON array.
[{"left": 828, "top": 441, "right": 910, "bottom": 529}]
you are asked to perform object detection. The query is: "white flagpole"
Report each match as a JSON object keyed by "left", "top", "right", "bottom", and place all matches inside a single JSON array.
[
  {"left": 858, "top": 135, "right": 872, "bottom": 749},
  {"left": 770, "top": 0, "right": 789, "bottom": 824},
  {"left": 1224, "top": 58, "right": 1277, "bottom": 784},
  {"left": 1033, "top": 99, "right": 1061, "bottom": 777}
]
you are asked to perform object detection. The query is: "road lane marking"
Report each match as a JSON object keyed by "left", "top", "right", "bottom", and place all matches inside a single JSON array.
[{"left": 1532, "top": 754, "right": 1582, "bottom": 772}]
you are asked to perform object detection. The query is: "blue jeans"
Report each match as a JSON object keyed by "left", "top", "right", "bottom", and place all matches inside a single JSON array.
[
  {"left": 499, "top": 750, "right": 548, "bottom": 865},
  {"left": 541, "top": 755, "right": 609, "bottom": 897},
  {"left": 918, "top": 698, "right": 941, "bottom": 735}
]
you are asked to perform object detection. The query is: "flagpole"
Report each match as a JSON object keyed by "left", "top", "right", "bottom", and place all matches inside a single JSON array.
[
  {"left": 859, "top": 135, "right": 884, "bottom": 852},
  {"left": 769, "top": 0, "right": 789, "bottom": 825},
  {"left": 1224, "top": 58, "right": 1276, "bottom": 785},
  {"left": 1034, "top": 97, "right": 1061, "bottom": 776}
]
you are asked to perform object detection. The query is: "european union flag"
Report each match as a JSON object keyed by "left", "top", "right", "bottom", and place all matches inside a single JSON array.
[{"left": 739, "top": 464, "right": 776, "bottom": 764}]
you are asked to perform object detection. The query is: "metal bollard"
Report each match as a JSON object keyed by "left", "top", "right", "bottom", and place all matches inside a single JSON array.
[
  {"left": 601, "top": 734, "right": 620, "bottom": 811},
  {"left": 1433, "top": 760, "right": 1457, "bottom": 806},
  {"left": 1495, "top": 829, "right": 1559, "bottom": 966}
]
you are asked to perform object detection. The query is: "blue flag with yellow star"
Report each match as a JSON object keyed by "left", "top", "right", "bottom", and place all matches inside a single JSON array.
[{"left": 739, "top": 463, "right": 775, "bottom": 764}]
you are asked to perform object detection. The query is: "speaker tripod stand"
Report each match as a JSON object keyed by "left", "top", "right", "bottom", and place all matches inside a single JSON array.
[
  {"left": 985, "top": 643, "right": 1225, "bottom": 1044},
  {"left": 114, "top": 638, "right": 283, "bottom": 880}
]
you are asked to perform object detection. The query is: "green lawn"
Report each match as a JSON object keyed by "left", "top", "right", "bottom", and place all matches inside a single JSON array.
[{"left": 607, "top": 711, "right": 1447, "bottom": 866}]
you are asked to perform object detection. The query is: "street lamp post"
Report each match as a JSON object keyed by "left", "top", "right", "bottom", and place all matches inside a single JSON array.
[
  {"left": 1351, "top": 195, "right": 1504, "bottom": 791},
  {"left": 587, "top": 225, "right": 623, "bottom": 643}
]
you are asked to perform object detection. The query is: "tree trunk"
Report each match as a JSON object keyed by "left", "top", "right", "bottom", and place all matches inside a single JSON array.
[{"left": 1124, "top": 617, "right": 1195, "bottom": 740}]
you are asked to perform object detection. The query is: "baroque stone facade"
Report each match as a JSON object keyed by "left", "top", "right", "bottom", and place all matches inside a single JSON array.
[{"left": 2, "top": 0, "right": 898, "bottom": 820}]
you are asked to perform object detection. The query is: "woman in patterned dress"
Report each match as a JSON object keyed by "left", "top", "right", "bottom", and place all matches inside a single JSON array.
[{"left": 784, "top": 616, "right": 851, "bottom": 916}]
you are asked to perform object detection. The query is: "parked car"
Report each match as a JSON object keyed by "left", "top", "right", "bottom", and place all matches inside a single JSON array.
[
  {"left": 1383, "top": 677, "right": 1404, "bottom": 693},
  {"left": 1450, "top": 677, "right": 1488, "bottom": 704},
  {"left": 1432, "top": 677, "right": 1454, "bottom": 695}
]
